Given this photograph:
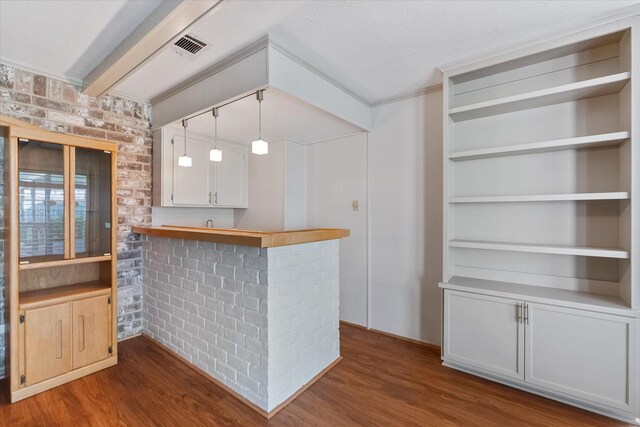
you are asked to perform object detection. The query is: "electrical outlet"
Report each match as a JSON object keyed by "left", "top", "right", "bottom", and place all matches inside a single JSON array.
[{"left": 352, "top": 200, "right": 359, "bottom": 211}]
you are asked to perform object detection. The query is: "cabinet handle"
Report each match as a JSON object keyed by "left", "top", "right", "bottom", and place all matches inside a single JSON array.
[
  {"left": 79, "top": 315, "right": 85, "bottom": 352},
  {"left": 214, "top": 192, "right": 217, "bottom": 204},
  {"left": 209, "top": 192, "right": 212, "bottom": 204},
  {"left": 56, "top": 320, "right": 63, "bottom": 359},
  {"left": 516, "top": 303, "right": 523, "bottom": 323},
  {"left": 524, "top": 303, "right": 529, "bottom": 325}
]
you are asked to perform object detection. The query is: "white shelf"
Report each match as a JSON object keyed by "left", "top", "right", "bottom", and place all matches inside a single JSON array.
[
  {"left": 450, "top": 192, "right": 629, "bottom": 203},
  {"left": 449, "top": 239, "right": 629, "bottom": 259},
  {"left": 439, "top": 276, "right": 635, "bottom": 317},
  {"left": 449, "top": 132, "right": 630, "bottom": 161},
  {"left": 449, "top": 72, "right": 631, "bottom": 121}
]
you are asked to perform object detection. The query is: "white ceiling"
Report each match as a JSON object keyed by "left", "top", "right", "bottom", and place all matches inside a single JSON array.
[
  {"left": 115, "top": 0, "right": 639, "bottom": 104},
  {"left": 173, "top": 88, "right": 362, "bottom": 146},
  {"left": 1, "top": 1, "right": 638, "bottom": 105},
  {"left": 0, "top": 0, "right": 162, "bottom": 83}
]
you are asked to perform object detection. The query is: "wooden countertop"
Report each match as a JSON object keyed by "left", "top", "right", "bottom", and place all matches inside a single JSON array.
[{"left": 132, "top": 226, "right": 350, "bottom": 248}]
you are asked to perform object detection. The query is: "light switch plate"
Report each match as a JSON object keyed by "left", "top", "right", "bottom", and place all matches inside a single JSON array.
[{"left": 352, "top": 200, "right": 359, "bottom": 211}]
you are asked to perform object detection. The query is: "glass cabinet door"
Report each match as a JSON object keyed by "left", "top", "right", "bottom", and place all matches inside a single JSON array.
[
  {"left": 74, "top": 147, "right": 112, "bottom": 258},
  {"left": 18, "top": 140, "right": 66, "bottom": 262}
]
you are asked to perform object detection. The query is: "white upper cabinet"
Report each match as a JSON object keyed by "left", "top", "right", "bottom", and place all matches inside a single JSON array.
[
  {"left": 213, "top": 142, "right": 248, "bottom": 208},
  {"left": 152, "top": 126, "right": 248, "bottom": 208},
  {"left": 171, "top": 132, "right": 212, "bottom": 206}
]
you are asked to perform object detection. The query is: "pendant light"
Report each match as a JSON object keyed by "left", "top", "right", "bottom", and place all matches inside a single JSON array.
[
  {"left": 178, "top": 119, "right": 192, "bottom": 167},
  {"left": 210, "top": 107, "right": 222, "bottom": 162},
  {"left": 251, "top": 90, "right": 268, "bottom": 155}
]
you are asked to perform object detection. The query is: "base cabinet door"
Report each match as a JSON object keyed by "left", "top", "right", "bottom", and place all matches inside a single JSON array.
[
  {"left": 24, "top": 302, "right": 72, "bottom": 386},
  {"left": 525, "top": 303, "right": 638, "bottom": 414},
  {"left": 444, "top": 290, "right": 524, "bottom": 380},
  {"left": 72, "top": 295, "right": 111, "bottom": 369}
]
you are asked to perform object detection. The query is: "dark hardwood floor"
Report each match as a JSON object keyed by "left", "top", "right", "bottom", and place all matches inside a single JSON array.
[{"left": 1, "top": 323, "right": 629, "bottom": 426}]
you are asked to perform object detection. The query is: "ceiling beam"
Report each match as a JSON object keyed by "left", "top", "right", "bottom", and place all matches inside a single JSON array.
[{"left": 82, "top": 0, "right": 221, "bottom": 97}]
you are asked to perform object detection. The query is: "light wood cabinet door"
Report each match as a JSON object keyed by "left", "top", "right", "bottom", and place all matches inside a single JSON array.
[
  {"left": 213, "top": 142, "right": 248, "bottom": 207},
  {"left": 24, "top": 302, "right": 72, "bottom": 386},
  {"left": 444, "top": 290, "right": 525, "bottom": 381},
  {"left": 525, "top": 303, "right": 637, "bottom": 414},
  {"left": 72, "top": 295, "right": 111, "bottom": 369}
]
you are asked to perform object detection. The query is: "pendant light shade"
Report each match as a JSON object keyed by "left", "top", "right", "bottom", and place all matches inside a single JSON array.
[
  {"left": 251, "top": 139, "right": 268, "bottom": 155},
  {"left": 210, "top": 148, "right": 222, "bottom": 162},
  {"left": 252, "top": 90, "right": 268, "bottom": 155},
  {"left": 210, "top": 108, "right": 222, "bottom": 162},
  {"left": 178, "top": 155, "right": 192, "bottom": 167},
  {"left": 178, "top": 119, "right": 192, "bottom": 167}
]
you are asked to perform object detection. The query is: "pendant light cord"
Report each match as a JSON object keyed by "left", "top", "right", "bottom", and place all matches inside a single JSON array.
[
  {"left": 182, "top": 119, "right": 188, "bottom": 155},
  {"left": 213, "top": 108, "right": 218, "bottom": 149},
  {"left": 258, "top": 98, "right": 262, "bottom": 140}
]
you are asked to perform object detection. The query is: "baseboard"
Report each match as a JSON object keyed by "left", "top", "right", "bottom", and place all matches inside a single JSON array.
[
  {"left": 340, "top": 320, "right": 441, "bottom": 353},
  {"left": 141, "top": 333, "right": 341, "bottom": 419},
  {"left": 10, "top": 356, "right": 117, "bottom": 402},
  {"left": 339, "top": 320, "right": 368, "bottom": 330},
  {"left": 267, "top": 356, "right": 342, "bottom": 418},
  {"left": 140, "top": 334, "right": 269, "bottom": 417},
  {"left": 117, "top": 333, "right": 142, "bottom": 342}
]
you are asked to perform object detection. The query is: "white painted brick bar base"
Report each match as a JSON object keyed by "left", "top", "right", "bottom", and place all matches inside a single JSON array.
[{"left": 141, "top": 236, "right": 340, "bottom": 412}]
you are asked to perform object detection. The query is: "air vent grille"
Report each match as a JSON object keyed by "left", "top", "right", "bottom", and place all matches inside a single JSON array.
[{"left": 172, "top": 34, "right": 207, "bottom": 59}]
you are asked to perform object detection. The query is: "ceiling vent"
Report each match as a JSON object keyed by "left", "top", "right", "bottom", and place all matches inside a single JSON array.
[{"left": 172, "top": 34, "right": 208, "bottom": 59}]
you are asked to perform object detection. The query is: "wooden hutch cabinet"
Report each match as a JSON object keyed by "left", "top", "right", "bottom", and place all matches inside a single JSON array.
[{"left": 1, "top": 116, "right": 118, "bottom": 402}]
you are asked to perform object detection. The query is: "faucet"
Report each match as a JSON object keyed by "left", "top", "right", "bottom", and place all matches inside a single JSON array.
[{"left": 205, "top": 219, "right": 214, "bottom": 228}]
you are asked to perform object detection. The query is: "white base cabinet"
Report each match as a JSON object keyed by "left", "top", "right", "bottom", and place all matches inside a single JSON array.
[
  {"left": 525, "top": 303, "right": 637, "bottom": 414},
  {"left": 153, "top": 125, "right": 248, "bottom": 208},
  {"left": 443, "top": 289, "right": 638, "bottom": 421},
  {"left": 444, "top": 291, "right": 524, "bottom": 381}
]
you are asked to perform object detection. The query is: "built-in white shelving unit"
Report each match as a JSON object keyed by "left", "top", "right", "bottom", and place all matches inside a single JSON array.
[
  {"left": 450, "top": 192, "right": 629, "bottom": 203},
  {"left": 449, "top": 131, "right": 630, "bottom": 161},
  {"left": 439, "top": 16, "right": 639, "bottom": 424},
  {"left": 449, "top": 72, "right": 631, "bottom": 121},
  {"left": 449, "top": 239, "right": 629, "bottom": 259}
]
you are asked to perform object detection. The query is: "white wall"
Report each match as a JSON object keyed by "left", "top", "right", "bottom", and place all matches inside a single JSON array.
[
  {"left": 235, "top": 141, "right": 286, "bottom": 231},
  {"left": 368, "top": 91, "right": 443, "bottom": 345},
  {"left": 152, "top": 207, "right": 235, "bottom": 228},
  {"left": 307, "top": 133, "right": 369, "bottom": 326},
  {"left": 231, "top": 90, "right": 445, "bottom": 344},
  {"left": 283, "top": 141, "right": 307, "bottom": 230}
]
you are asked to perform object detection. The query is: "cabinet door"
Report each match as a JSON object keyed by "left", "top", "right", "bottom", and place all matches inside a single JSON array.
[
  {"left": 444, "top": 290, "right": 524, "bottom": 380},
  {"left": 213, "top": 143, "right": 247, "bottom": 207},
  {"left": 72, "top": 294, "right": 111, "bottom": 369},
  {"left": 18, "top": 139, "right": 67, "bottom": 263},
  {"left": 24, "top": 302, "right": 71, "bottom": 386},
  {"left": 172, "top": 133, "right": 211, "bottom": 206},
  {"left": 73, "top": 147, "right": 112, "bottom": 258},
  {"left": 525, "top": 303, "right": 637, "bottom": 413}
]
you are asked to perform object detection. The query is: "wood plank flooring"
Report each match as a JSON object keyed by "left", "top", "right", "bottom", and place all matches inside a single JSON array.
[{"left": 1, "top": 323, "right": 630, "bottom": 426}]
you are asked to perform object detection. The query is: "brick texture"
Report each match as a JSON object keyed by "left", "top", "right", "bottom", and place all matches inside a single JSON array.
[
  {"left": 0, "top": 136, "right": 5, "bottom": 379},
  {"left": 142, "top": 236, "right": 340, "bottom": 412},
  {"left": 267, "top": 240, "right": 340, "bottom": 410},
  {"left": 0, "top": 63, "right": 152, "bottom": 377}
]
